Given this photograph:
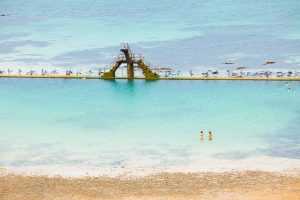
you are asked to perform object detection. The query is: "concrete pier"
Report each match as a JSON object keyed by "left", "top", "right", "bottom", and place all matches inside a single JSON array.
[{"left": 1, "top": 74, "right": 300, "bottom": 81}]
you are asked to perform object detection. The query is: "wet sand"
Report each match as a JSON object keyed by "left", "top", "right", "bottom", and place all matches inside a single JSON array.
[{"left": 1, "top": 171, "right": 299, "bottom": 200}]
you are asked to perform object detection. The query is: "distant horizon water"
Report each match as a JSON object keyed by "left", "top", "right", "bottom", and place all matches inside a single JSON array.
[{"left": 1, "top": 0, "right": 300, "bottom": 73}]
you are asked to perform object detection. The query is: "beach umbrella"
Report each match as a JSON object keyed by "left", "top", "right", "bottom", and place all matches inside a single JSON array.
[
  {"left": 164, "top": 68, "right": 174, "bottom": 71},
  {"left": 7, "top": 68, "right": 13, "bottom": 74},
  {"left": 236, "top": 67, "right": 247, "bottom": 77},
  {"left": 158, "top": 68, "right": 174, "bottom": 75},
  {"left": 151, "top": 67, "right": 160, "bottom": 75}
]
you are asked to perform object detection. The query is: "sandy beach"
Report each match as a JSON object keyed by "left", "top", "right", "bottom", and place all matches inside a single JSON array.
[{"left": 1, "top": 171, "right": 299, "bottom": 200}]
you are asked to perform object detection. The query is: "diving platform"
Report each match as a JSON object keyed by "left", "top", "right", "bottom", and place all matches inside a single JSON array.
[{"left": 101, "top": 43, "right": 159, "bottom": 80}]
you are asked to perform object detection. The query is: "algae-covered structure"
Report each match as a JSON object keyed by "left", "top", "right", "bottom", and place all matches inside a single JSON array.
[{"left": 102, "top": 43, "right": 159, "bottom": 80}]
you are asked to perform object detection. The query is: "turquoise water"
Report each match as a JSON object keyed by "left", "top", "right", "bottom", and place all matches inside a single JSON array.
[
  {"left": 1, "top": 0, "right": 300, "bottom": 175},
  {"left": 1, "top": 0, "right": 300, "bottom": 71},
  {"left": 0, "top": 79, "right": 299, "bottom": 175}
]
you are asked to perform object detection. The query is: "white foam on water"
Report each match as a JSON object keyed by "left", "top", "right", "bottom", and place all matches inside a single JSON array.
[{"left": 5, "top": 156, "right": 300, "bottom": 178}]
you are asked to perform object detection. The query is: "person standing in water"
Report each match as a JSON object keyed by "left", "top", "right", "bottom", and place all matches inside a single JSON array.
[
  {"left": 208, "top": 131, "right": 213, "bottom": 141},
  {"left": 200, "top": 131, "right": 204, "bottom": 141}
]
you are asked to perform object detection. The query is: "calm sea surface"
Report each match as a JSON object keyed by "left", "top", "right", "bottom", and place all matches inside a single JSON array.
[
  {"left": 0, "top": 0, "right": 300, "bottom": 71},
  {"left": 0, "top": 79, "right": 299, "bottom": 176}
]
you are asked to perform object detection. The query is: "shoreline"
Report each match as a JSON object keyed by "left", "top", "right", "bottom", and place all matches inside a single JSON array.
[
  {"left": 2, "top": 155, "right": 300, "bottom": 178},
  {"left": 1, "top": 74, "right": 300, "bottom": 81},
  {"left": 1, "top": 170, "right": 299, "bottom": 200}
]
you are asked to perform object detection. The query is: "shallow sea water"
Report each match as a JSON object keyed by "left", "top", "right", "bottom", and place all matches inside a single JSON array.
[{"left": 0, "top": 79, "right": 299, "bottom": 176}]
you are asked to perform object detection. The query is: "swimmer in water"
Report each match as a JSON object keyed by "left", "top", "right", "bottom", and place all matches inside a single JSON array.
[
  {"left": 288, "top": 87, "right": 291, "bottom": 93},
  {"left": 285, "top": 82, "right": 289, "bottom": 88},
  {"left": 208, "top": 131, "right": 212, "bottom": 141},
  {"left": 200, "top": 131, "right": 204, "bottom": 141}
]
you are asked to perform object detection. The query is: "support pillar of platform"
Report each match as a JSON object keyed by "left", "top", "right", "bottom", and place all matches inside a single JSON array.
[
  {"left": 126, "top": 62, "right": 134, "bottom": 79},
  {"left": 121, "top": 48, "right": 134, "bottom": 79}
]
